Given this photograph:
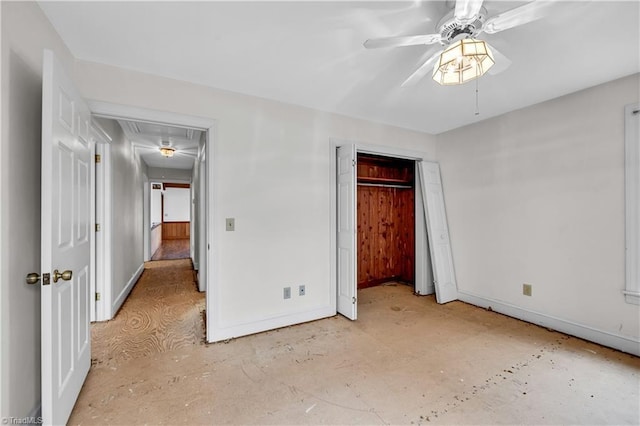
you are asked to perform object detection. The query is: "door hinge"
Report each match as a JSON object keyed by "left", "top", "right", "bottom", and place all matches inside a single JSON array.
[
  {"left": 95, "top": 223, "right": 101, "bottom": 232},
  {"left": 352, "top": 159, "right": 356, "bottom": 167},
  {"left": 95, "top": 292, "right": 101, "bottom": 301},
  {"left": 352, "top": 296, "right": 357, "bottom": 304},
  {"left": 95, "top": 154, "right": 101, "bottom": 163}
]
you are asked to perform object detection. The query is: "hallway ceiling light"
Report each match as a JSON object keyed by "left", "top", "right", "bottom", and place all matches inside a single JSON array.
[
  {"left": 432, "top": 38, "right": 494, "bottom": 85},
  {"left": 160, "top": 147, "right": 175, "bottom": 158}
]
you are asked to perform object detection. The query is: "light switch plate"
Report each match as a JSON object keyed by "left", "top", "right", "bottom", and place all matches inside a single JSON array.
[{"left": 226, "top": 218, "right": 235, "bottom": 231}]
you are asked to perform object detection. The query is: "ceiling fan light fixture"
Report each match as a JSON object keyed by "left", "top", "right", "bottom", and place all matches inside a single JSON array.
[
  {"left": 432, "top": 38, "right": 494, "bottom": 85},
  {"left": 160, "top": 147, "right": 175, "bottom": 158}
]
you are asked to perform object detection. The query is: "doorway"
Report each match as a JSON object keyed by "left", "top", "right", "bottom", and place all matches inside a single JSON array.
[
  {"left": 89, "top": 102, "right": 215, "bottom": 327},
  {"left": 152, "top": 182, "right": 192, "bottom": 261}
]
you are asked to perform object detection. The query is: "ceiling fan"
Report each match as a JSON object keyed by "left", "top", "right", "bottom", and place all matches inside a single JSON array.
[{"left": 364, "top": 0, "right": 559, "bottom": 86}]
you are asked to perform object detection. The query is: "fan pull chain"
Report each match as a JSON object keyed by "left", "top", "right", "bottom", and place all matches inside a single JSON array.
[{"left": 475, "top": 76, "right": 480, "bottom": 116}]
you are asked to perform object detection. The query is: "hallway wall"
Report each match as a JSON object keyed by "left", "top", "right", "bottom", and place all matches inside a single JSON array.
[
  {"left": 0, "top": 1, "right": 77, "bottom": 419},
  {"left": 95, "top": 118, "right": 148, "bottom": 317}
]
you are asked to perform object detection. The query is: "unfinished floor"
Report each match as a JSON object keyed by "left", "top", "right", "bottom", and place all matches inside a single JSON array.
[{"left": 71, "top": 274, "right": 639, "bottom": 424}]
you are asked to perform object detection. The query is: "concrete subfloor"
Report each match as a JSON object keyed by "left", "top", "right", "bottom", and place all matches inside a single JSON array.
[{"left": 70, "top": 283, "right": 640, "bottom": 425}]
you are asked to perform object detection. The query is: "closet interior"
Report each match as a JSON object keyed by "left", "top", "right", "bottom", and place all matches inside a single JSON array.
[{"left": 357, "top": 153, "right": 415, "bottom": 289}]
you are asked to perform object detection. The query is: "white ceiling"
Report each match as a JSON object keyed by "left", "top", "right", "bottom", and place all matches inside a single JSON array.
[
  {"left": 117, "top": 120, "right": 201, "bottom": 170},
  {"left": 40, "top": 1, "right": 640, "bottom": 134}
]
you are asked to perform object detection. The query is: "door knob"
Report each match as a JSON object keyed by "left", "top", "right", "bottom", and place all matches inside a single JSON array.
[
  {"left": 53, "top": 269, "right": 72, "bottom": 283},
  {"left": 26, "top": 273, "right": 40, "bottom": 285}
]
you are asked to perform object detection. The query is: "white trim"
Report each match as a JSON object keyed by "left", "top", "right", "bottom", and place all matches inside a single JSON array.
[
  {"left": 91, "top": 118, "right": 112, "bottom": 144},
  {"left": 624, "top": 103, "right": 639, "bottom": 305},
  {"left": 623, "top": 291, "right": 640, "bottom": 305},
  {"left": 0, "top": 5, "right": 4, "bottom": 416},
  {"left": 94, "top": 143, "right": 112, "bottom": 322},
  {"left": 111, "top": 263, "right": 144, "bottom": 316},
  {"left": 90, "top": 124, "right": 111, "bottom": 322},
  {"left": 206, "top": 122, "right": 218, "bottom": 341},
  {"left": 329, "top": 140, "right": 338, "bottom": 314},
  {"left": 343, "top": 140, "right": 433, "bottom": 162},
  {"left": 143, "top": 175, "right": 150, "bottom": 262},
  {"left": 414, "top": 164, "right": 434, "bottom": 296},
  {"left": 458, "top": 291, "right": 640, "bottom": 356},
  {"left": 89, "top": 131, "right": 97, "bottom": 322},
  {"left": 209, "top": 306, "right": 335, "bottom": 342},
  {"left": 89, "top": 101, "right": 214, "bottom": 131}
]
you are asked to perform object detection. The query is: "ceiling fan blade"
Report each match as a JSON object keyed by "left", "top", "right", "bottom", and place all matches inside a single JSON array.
[
  {"left": 401, "top": 49, "right": 443, "bottom": 87},
  {"left": 483, "top": 0, "right": 558, "bottom": 34},
  {"left": 454, "top": 0, "right": 485, "bottom": 24},
  {"left": 364, "top": 33, "right": 441, "bottom": 49},
  {"left": 486, "top": 44, "right": 512, "bottom": 75}
]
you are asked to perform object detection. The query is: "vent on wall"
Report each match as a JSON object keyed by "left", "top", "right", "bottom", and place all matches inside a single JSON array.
[{"left": 121, "top": 120, "right": 141, "bottom": 134}]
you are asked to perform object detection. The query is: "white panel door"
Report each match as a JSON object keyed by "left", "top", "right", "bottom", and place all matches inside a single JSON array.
[
  {"left": 336, "top": 145, "right": 357, "bottom": 319},
  {"left": 41, "top": 49, "right": 92, "bottom": 425},
  {"left": 419, "top": 161, "right": 458, "bottom": 303}
]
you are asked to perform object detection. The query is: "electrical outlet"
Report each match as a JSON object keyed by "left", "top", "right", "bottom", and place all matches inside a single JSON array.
[
  {"left": 523, "top": 283, "right": 532, "bottom": 297},
  {"left": 283, "top": 287, "right": 291, "bottom": 299},
  {"left": 299, "top": 285, "right": 306, "bottom": 296},
  {"left": 225, "top": 218, "right": 235, "bottom": 231}
]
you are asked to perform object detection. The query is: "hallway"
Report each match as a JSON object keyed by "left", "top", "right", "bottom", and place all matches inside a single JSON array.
[{"left": 90, "top": 258, "right": 205, "bottom": 367}]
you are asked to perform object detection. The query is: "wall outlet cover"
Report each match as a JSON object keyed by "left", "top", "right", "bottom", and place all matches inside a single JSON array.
[
  {"left": 523, "top": 283, "right": 532, "bottom": 297},
  {"left": 299, "top": 285, "right": 306, "bottom": 296},
  {"left": 284, "top": 287, "right": 291, "bottom": 299}
]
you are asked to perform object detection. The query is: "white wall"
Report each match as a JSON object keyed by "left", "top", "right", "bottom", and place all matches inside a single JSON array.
[
  {"left": 147, "top": 166, "right": 191, "bottom": 182},
  {"left": 163, "top": 187, "right": 190, "bottom": 222},
  {"left": 150, "top": 183, "right": 162, "bottom": 225},
  {"left": 74, "top": 60, "right": 436, "bottom": 340},
  {"left": 437, "top": 74, "right": 640, "bottom": 353},
  {"left": 95, "top": 118, "right": 147, "bottom": 316},
  {"left": 0, "top": 1, "right": 76, "bottom": 418}
]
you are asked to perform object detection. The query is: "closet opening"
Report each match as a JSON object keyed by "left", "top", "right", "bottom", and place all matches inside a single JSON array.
[{"left": 357, "top": 153, "right": 416, "bottom": 292}]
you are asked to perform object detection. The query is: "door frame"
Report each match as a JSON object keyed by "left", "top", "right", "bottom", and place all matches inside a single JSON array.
[
  {"left": 88, "top": 101, "right": 217, "bottom": 339},
  {"left": 91, "top": 121, "right": 112, "bottom": 322},
  {"left": 330, "top": 139, "right": 436, "bottom": 316}
]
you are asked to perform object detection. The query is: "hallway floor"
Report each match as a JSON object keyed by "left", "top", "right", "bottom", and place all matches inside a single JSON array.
[
  {"left": 90, "top": 258, "right": 205, "bottom": 367},
  {"left": 151, "top": 238, "right": 190, "bottom": 260},
  {"left": 70, "top": 283, "right": 639, "bottom": 425}
]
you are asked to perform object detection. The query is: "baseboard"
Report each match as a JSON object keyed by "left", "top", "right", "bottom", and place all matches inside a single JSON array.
[
  {"left": 208, "top": 306, "right": 335, "bottom": 343},
  {"left": 416, "top": 285, "right": 435, "bottom": 296},
  {"left": 458, "top": 291, "right": 640, "bottom": 357},
  {"left": 111, "top": 263, "right": 144, "bottom": 317}
]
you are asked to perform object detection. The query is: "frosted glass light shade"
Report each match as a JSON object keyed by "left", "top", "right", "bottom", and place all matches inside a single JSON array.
[
  {"left": 160, "top": 147, "right": 175, "bottom": 157},
  {"left": 432, "top": 38, "right": 495, "bottom": 85}
]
